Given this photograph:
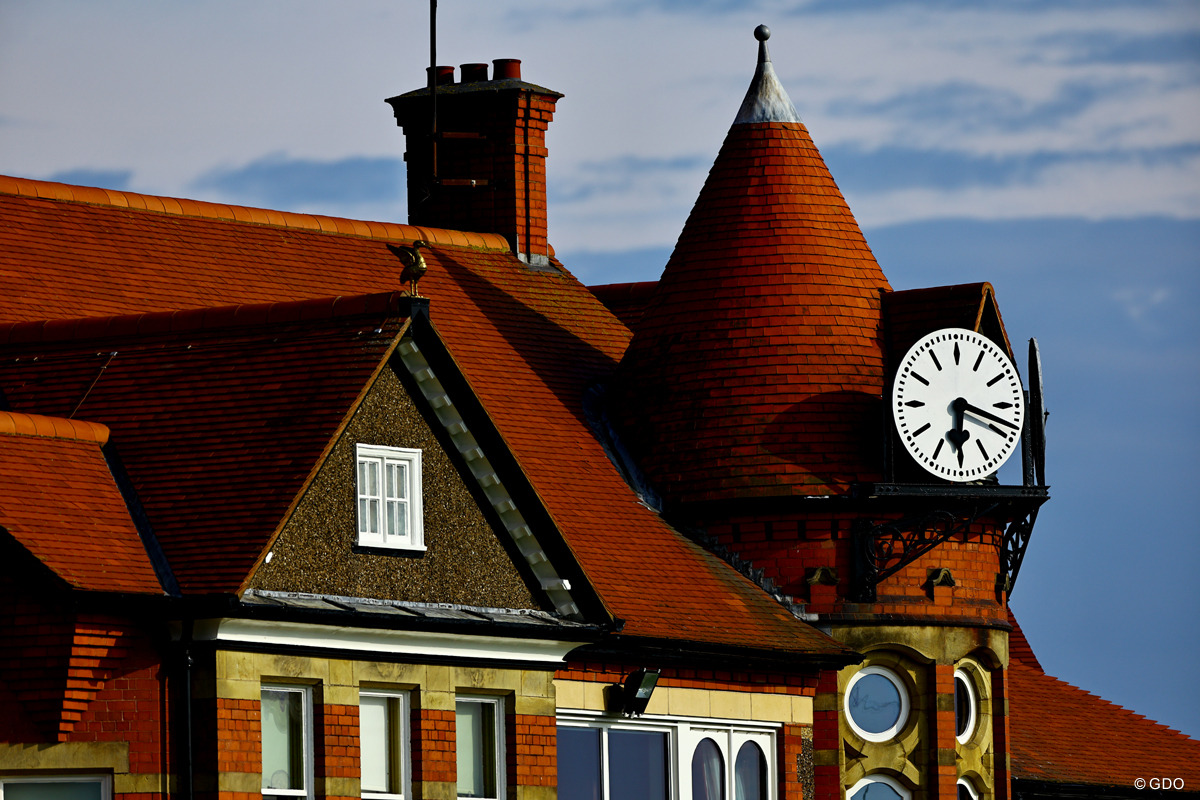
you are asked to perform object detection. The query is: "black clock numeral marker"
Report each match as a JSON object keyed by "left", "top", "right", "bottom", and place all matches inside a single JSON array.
[
  {"left": 932, "top": 439, "right": 944, "bottom": 460},
  {"left": 976, "top": 440, "right": 989, "bottom": 460},
  {"left": 993, "top": 402, "right": 1014, "bottom": 409},
  {"left": 953, "top": 342, "right": 961, "bottom": 365},
  {"left": 930, "top": 351, "right": 942, "bottom": 371},
  {"left": 972, "top": 352, "right": 984, "bottom": 371},
  {"left": 913, "top": 423, "right": 931, "bottom": 436},
  {"left": 904, "top": 400, "right": 925, "bottom": 408},
  {"left": 986, "top": 373, "right": 1004, "bottom": 387},
  {"left": 911, "top": 371, "right": 929, "bottom": 386}
]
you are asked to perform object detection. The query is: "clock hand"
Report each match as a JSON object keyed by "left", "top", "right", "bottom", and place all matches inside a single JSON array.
[
  {"left": 946, "top": 397, "right": 969, "bottom": 466},
  {"left": 961, "top": 401, "right": 1020, "bottom": 430}
]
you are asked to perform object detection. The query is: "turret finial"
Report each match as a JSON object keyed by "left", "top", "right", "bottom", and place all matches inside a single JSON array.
[{"left": 734, "top": 24, "right": 801, "bottom": 125}]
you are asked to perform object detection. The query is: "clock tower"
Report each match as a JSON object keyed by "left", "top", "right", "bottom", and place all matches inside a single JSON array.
[{"left": 608, "top": 26, "right": 1048, "bottom": 800}]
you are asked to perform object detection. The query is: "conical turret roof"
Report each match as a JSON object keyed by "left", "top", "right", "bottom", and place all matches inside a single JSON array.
[{"left": 613, "top": 26, "right": 892, "bottom": 504}]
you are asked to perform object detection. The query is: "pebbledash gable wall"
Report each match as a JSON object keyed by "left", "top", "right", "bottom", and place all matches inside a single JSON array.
[{"left": 247, "top": 359, "right": 539, "bottom": 609}]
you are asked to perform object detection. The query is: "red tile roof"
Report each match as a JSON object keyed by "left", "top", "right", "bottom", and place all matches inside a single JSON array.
[
  {"left": 0, "top": 177, "right": 850, "bottom": 658},
  {"left": 1008, "top": 612, "right": 1200, "bottom": 788},
  {"left": 0, "top": 412, "right": 162, "bottom": 594},
  {"left": 613, "top": 122, "right": 892, "bottom": 503},
  {"left": 589, "top": 281, "right": 658, "bottom": 330},
  {"left": 883, "top": 282, "right": 1016, "bottom": 363}
]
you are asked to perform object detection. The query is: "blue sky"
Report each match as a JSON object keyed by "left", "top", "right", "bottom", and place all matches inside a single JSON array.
[{"left": 2, "top": 1, "right": 1198, "bottom": 738}]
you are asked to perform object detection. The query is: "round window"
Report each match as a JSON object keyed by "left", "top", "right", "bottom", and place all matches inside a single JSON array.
[
  {"left": 957, "top": 777, "right": 981, "bottom": 800},
  {"left": 845, "top": 666, "right": 909, "bottom": 742},
  {"left": 954, "top": 668, "right": 977, "bottom": 744}
]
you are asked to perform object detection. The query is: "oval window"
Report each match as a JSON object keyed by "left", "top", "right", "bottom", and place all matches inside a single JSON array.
[
  {"left": 845, "top": 666, "right": 909, "bottom": 742},
  {"left": 954, "top": 668, "right": 977, "bottom": 744},
  {"left": 691, "top": 737, "right": 725, "bottom": 800},
  {"left": 734, "top": 741, "right": 767, "bottom": 800}
]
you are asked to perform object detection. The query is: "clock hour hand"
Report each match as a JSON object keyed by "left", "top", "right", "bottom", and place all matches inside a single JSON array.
[
  {"left": 946, "top": 397, "right": 969, "bottom": 467},
  {"left": 961, "top": 401, "right": 1020, "bottom": 430}
]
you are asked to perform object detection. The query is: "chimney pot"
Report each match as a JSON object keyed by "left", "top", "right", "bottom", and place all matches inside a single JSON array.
[
  {"left": 426, "top": 65, "right": 456, "bottom": 85},
  {"left": 460, "top": 63, "right": 489, "bottom": 83},
  {"left": 492, "top": 58, "right": 521, "bottom": 80}
]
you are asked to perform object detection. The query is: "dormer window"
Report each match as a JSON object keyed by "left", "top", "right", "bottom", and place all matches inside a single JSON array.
[{"left": 356, "top": 444, "right": 424, "bottom": 551}]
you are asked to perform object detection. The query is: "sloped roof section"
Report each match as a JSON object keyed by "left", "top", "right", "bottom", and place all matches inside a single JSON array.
[
  {"left": 0, "top": 176, "right": 851, "bottom": 659},
  {"left": 1008, "top": 612, "right": 1200, "bottom": 790},
  {"left": 0, "top": 294, "right": 411, "bottom": 593},
  {"left": 613, "top": 33, "right": 891, "bottom": 504},
  {"left": 883, "top": 282, "right": 1016, "bottom": 364},
  {"left": 588, "top": 281, "right": 657, "bottom": 330},
  {"left": 0, "top": 411, "right": 163, "bottom": 594}
]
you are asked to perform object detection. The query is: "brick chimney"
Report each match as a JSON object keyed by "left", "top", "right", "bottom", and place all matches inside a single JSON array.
[{"left": 386, "top": 59, "right": 561, "bottom": 267}]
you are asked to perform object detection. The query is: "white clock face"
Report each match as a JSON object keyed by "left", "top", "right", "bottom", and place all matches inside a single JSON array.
[{"left": 892, "top": 328, "right": 1025, "bottom": 482}]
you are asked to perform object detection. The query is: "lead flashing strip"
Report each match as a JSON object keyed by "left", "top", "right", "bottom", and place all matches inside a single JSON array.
[{"left": 396, "top": 337, "right": 582, "bottom": 619}]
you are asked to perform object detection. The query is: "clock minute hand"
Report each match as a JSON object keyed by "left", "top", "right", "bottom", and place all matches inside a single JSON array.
[{"left": 962, "top": 401, "right": 1020, "bottom": 430}]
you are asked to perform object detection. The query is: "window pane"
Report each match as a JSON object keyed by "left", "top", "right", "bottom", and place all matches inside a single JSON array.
[
  {"left": 386, "top": 461, "right": 408, "bottom": 500},
  {"left": 5, "top": 783, "right": 103, "bottom": 800},
  {"left": 360, "top": 695, "right": 392, "bottom": 793},
  {"left": 691, "top": 738, "right": 725, "bottom": 800},
  {"left": 734, "top": 742, "right": 767, "bottom": 800},
  {"left": 262, "top": 689, "right": 305, "bottom": 791},
  {"left": 850, "top": 782, "right": 904, "bottom": 800},
  {"left": 557, "top": 726, "right": 602, "bottom": 800},
  {"left": 387, "top": 498, "right": 408, "bottom": 539},
  {"left": 608, "top": 730, "right": 668, "bottom": 800},
  {"left": 848, "top": 674, "right": 902, "bottom": 734},
  {"left": 456, "top": 701, "right": 496, "bottom": 798}
]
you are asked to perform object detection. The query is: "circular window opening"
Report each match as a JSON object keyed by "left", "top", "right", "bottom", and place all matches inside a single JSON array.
[
  {"left": 848, "top": 774, "right": 911, "bottom": 800},
  {"left": 845, "top": 666, "right": 910, "bottom": 742},
  {"left": 954, "top": 668, "right": 977, "bottom": 744},
  {"left": 957, "top": 777, "right": 981, "bottom": 800}
]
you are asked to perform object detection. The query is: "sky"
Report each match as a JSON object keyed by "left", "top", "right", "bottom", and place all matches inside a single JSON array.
[{"left": 2, "top": 0, "right": 1198, "bottom": 739}]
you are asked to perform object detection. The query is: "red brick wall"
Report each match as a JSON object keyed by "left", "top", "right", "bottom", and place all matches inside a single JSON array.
[
  {"left": 558, "top": 660, "right": 819, "bottom": 696},
  {"left": 412, "top": 706, "right": 456, "bottom": 787},
  {"left": 705, "top": 511, "right": 1008, "bottom": 625},
  {"left": 215, "top": 696, "right": 261, "bottom": 777},
  {"left": 511, "top": 713, "right": 556, "bottom": 791}
]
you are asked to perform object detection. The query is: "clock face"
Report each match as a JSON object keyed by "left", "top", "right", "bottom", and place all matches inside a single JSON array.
[{"left": 892, "top": 328, "right": 1025, "bottom": 482}]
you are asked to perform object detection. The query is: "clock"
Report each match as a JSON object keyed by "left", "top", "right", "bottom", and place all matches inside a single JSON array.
[{"left": 892, "top": 328, "right": 1025, "bottom": 482}]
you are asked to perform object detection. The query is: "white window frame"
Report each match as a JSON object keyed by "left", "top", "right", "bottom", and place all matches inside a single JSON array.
[
  {"left": 360, "top": 689, "right": 412, "bottom": 800},
  {"left": 456, "top": 695, "right": 506, "bottom": 800},
  {"left": 0, "top": 776, "right": 112, "bottom": 800},
  {"left": 557, "top": 712, "right": 778, "bottom": 800},
  {"left": 844, "top": 665, "right": 910, "bottom": 743},
  {"left": 953, "top": 668, "right": 978, "bottom": 745},
  {"left": 356, "top": 444, "right": 425, "bottom": 552},
  {"left": 261, "top": 684, "right": 315, "bottom": 800},
  {"left": 957, "top": 777, "right": 981, "bottom": 800}
]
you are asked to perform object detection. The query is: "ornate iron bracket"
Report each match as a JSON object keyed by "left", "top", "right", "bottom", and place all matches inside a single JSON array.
[
  {"left": 999, "top": 507, "right": 1038, "bottom": 596},
  {"left": 852, "top": 503, "right": 1001, "bottom": 602}
]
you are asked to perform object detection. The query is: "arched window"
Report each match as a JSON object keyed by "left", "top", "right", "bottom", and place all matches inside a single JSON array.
[
  {"left": 691, "top": 738, "right": 725, "bottom": 800},
  {"left": 954, "top": 668, "right": 978, "bottom": 744},
  {"left": 733, "top": 741, "right": 767, "bottom": 800},
  {"left": 848, "top": 775, "right": 911, "bottom": 800},
  {"left": 845, "top": 666, "right": 910, "bottom": 742}
]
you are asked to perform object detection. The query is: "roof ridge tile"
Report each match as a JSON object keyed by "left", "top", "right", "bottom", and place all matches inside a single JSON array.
[
  {"left": 0, "top": 174, "right": 510, "bottom": 252},
  {"left": 0, "top": 291, "right": 413, "bottom": 345},
  {"left": 0, "top": 410, "right": 110, "bottom": 445}
]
